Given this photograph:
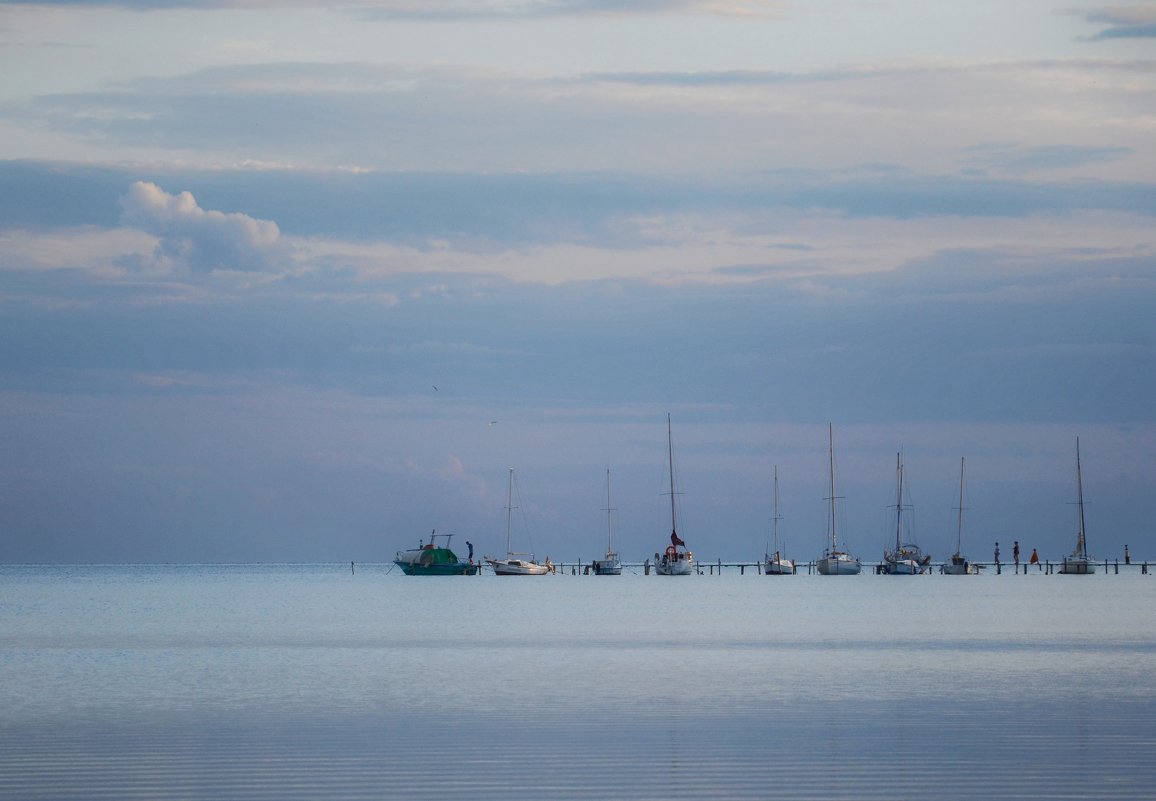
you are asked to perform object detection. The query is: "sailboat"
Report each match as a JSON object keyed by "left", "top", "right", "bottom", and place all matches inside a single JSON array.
[
  {"left": 655, "top": 414, "right": 694, "bottom": 576},
  {"left": 942, "top": 457, "right": 978, "bottom": 574},
  {"left": 817, "top": 423, "right": 861, "bottom": 575},
  {"left": 485, "top": 468, "right": 551, "bottom": 576},
  {"left": 592, "top": 469, "right": 622, "bottom": 575},
  {"left": 763, "top": 466, "right": 795, "bottom": 575},
  {"left": 1059, "top": 437, "right": 1096, "bottom": 575},
  {"left": 881, "top": 451, "right": 930, "bottom": 575}
]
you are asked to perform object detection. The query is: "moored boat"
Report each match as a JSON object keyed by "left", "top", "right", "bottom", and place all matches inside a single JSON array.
[
  {"left": 1059, "top": 437, "right": 1096, "bottom": 575},
  {"left": 763, "top": 466, "right": 795, "bottom": 575},
  {"left": 942, "top": 457, "right": 979, "bottom": 574},
  {"left": 655, "top": 414, "right": 694, "bottom": 576},
  {"left": 486, "top": 468, "right": 552, "bottom": 576},
  {"left": 817, "top": 424, "right": 861, "bottom": 576},
  {"left": 592, "top": 469, "right": 622, "bottom": 575},
  {"left": 882, "top": 451, "right": 931, "bottom": 575},
  {"left": 394, "top": 531, "right": 479, "bottom": 575}
]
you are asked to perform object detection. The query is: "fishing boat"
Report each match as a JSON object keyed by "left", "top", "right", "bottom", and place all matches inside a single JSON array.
[
  {"left": 817, "top": 423, "right": 861, "bottom": 575},
  {"left": 485, "top": 468, "right": 551, "bottom": 576},
  {"left": 942, "top": 457, "right": 979, "bottom": 575},
  {"left": 655, "top": 414, "right": 694, "bottom": 576},
  {"left": 881, "top": 451, "right": 930, "bottom": 575},
  {"left": 763, "top": 466, "right": 795, "bottom": 575},
  {"left": 1059, "top": 437, "right": 1096, "bottom": 575},
  {"left": 592, "top": 469, "right": 622, "bottom": 575},
  {"left": 394, "top": 530, "right": 479, "bottom": 576}
]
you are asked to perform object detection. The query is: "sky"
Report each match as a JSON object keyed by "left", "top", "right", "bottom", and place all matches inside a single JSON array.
[{"left": 1, "top": 0, "right": 1154, "bottom": 565}]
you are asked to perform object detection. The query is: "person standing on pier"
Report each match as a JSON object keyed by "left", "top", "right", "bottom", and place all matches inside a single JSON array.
[
  {"left": 1125, "top": 545, "right": 1131, "bottom": 565},
  {"left": 1030, "top": 548, "right": 1040, "bottom": 569},
  {"left": 1013, "top": 541, "right": 1020, "bottom": 568},
  {"left": 994, "top": 542, "right": 1001, "bottom": 566}
]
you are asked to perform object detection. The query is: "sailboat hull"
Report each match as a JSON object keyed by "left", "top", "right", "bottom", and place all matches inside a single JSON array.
[
  {"left": 488, "top": 558, "right": 550, "bottom": 576},
  {"left": 817, "top": 552, "right": 861, "bottom": 575},
  {"left": 1059, "top": 557, "right": 1096, "bottom": 575},
  {"left": 656, "top": 552, "right": 693, "bottom": 575},
  {"left": 763, "top": 558, "right": 795, "bottom": 575},
  {"left": 883, "top": 546, "right": 930, "bottom": 575},
  {"left": 592, "top": 558, "right": 622, "bottom": 575},
  {"left": 942, "top": 555, "right": 978, "bottom": 575}
]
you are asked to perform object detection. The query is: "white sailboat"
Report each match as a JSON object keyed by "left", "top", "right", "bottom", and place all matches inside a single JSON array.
[
  {"left": 882, "top": 451, "right": 930, "bottom": 575},
  {"left": 485, "top": 468, "right": 551, "bottom": 576},
  {"left": 1059, "top": 437, "right": 1096, "bottom": 575},
  {"left": 592, "top": 469, "right": 622, "bottom": 575},
  {"left": 763, "top": 466, "right": 795, "bottom": 575},
  {"left": 942, "top": 457, "right": 978, "bottom": 575},
  {"left": 655, "top": 414, "right": 694, "bottom": 576},
  {"left": 817, "top": 423, "right": 861, "bottom": 576}
]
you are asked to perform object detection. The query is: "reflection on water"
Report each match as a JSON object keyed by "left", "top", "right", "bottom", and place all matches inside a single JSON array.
[{"left": 1, "top": 565, "right": 1154, "bottom": 800}]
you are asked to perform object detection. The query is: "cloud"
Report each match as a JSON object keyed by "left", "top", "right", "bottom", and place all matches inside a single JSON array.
[
  {"left": 11, "top": 57, "right": 1153, "bottom": 181},
  {"left": 5, "top": 161, "right": 1156, "bottom": 290},
  {"left": 0, "top": 0, "right": 784, "bottom": 17},
  {"left": 1081, "top": 6, "right": 1156, "bottom": 40},
  {"left": 959, "top": 143, "right": 1133, "bottom": 174},
  {"left": 119, "top": 181, "right": 291, "bottom": 273}
]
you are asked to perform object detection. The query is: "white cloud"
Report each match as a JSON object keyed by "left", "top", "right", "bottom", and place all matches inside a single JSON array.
[{"left": 119, "top": 181, "right": 291, "bottom": 274}]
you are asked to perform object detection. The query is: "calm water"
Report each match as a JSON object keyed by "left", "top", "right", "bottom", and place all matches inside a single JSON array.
[{"left": 1, "top": 564, "right": 1154, "bottom": 800}]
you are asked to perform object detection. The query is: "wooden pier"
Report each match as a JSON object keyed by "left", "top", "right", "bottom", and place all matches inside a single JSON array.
[{"left": 546, "top": 557, "right": 1150, "bottom": 576}]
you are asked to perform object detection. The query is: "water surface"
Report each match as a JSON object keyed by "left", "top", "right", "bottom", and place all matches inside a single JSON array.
[{"left": 2, "top": 564, "right": 1153, "bottom": 800}]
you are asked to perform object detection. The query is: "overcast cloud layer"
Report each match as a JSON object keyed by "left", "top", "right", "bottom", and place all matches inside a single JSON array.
[{"left": 1, "top": 1, "right": 1153, "bottom": 564}]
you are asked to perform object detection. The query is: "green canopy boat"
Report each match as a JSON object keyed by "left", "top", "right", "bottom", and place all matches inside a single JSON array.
[{"left": 394, "top": 531, "right": 479, "bottom": 576}]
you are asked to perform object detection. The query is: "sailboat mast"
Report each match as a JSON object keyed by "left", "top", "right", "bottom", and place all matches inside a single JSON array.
[
  {"left": 772, "top": 465, "right": 781, "bottom": 548},
  {"left": 827, "top": 423, "right": 837, "bottom": 551},
  {"left": 894, "top": 452, "right": 904, "bottom": 550},
  {"left": 1076, "top": 437, "right": 1087, "bottom": 557},
  {"left": 956, "top": 457, "right": 966, "bottom": 554},
  {"left": 506, "top": 467, "right": 515, "bottom": 557},
  {"left": 668, "top": 413, "right": 678, "bottom": 538},
  {"left": 605, "top": 469, "right": 614, "bottom": 552}
]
